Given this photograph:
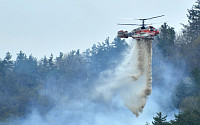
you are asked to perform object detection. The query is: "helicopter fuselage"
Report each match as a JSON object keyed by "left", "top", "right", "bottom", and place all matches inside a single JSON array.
[
  {"left": 118, "top": 26, "right": 159, "bottom": 40},
  {"left": 117, "top": 15, "right": 164, "bottom": 40}
]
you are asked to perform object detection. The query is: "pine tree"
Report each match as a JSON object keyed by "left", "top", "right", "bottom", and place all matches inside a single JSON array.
[
  {"left": 152, "top": 112, "right": 171, "bottom": 125},
  {"left": 183, "top": 0, "right": 200, "bottom": 42},
  {"left": 156, "top": 23, "right": 176, "bottom": 57},
  {"left": 48, "top": 54, "right": 56, "bottom": 71},
  {"left": 0, "top": 52, "right": 14, "bottom": 95},
  {"left": 56, "top": 52, "right": 64, "bottom": 71}
]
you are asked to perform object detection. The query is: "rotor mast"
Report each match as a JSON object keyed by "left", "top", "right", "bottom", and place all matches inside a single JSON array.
[{"left": 142, "top": 19, "right": 145, "bottom": 28}]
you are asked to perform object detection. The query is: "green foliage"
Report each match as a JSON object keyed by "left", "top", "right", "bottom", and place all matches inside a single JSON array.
[
  {"left": 156, "top": 23, "right": 176, "bottom": 57},
  {"left": 153, "top": 7, "right": 200, "bottom": 117},
  {"left": 152, "top": 112, "right": 171, "bottom": 125},
  {"left": 178, "top": 35, "right": 200, "bottom": 71},
  {"left": 178, "top": 92, "right": 200, "bottom": 113},
  {"left": 183, "top": 0, "right": 200, "bottom": 42},
  {"left": 89, "top": 37, "right": 128, "bottom": 77},
  {"left": 0, "top": 37, "right": 128, "bottom": 121},
  {"left": 151, "top": 110, "right": 200, "bottom": 125},
  {"left": 173, "top": 79, "right": 197, "bottom": 109},
  {"left": 192, "top": 67, "right": 200, "bottom": 85},
  {"left": 170, "top": 110, "right": 200, "bottom": 125}
]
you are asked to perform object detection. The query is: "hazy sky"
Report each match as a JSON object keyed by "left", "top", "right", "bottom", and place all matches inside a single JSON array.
[{"left": 0, "top": 0, "right": 197, "bottom": 59}]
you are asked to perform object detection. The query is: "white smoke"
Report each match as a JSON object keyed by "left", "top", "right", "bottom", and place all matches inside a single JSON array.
[{"left": 1, "top": 39, "right": 181, "bottom": 125}]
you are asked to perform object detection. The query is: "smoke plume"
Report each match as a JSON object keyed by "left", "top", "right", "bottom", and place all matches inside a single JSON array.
[
  {"left": 0, "top": 40, "right": 183, "bottom": 125},
  {"left": 1, "top": 39, "right": 182, "bottom": 125},
  {"left": 95, "top": 39, "right": 153, "bottom": 116}
]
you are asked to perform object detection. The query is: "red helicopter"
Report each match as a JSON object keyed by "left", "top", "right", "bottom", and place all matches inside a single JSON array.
[{"left": 117, "top": 15, "right": 164, "bottom": 40}]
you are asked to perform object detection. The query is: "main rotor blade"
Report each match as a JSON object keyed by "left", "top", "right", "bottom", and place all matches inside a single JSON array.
[
  {"left": 117, "top": 23, "right": 140, "bottom": 25},
  {"left": 146, "top": 15, "right": 165, "bottom": 20},
  {"left": 136, "top": 15, "right": 165, "bottom": 20},
  {"left": 150, "top": 21, "right": 169, "bottom": 24}
]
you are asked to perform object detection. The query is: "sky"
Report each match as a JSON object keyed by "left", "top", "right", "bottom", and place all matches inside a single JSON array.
[{"left": 0, "top": 0, "right": 197, "bottom": 59}]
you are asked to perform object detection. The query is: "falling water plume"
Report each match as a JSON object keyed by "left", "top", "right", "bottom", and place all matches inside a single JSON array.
[
  {"left": 95, "top": 39, "right": 153, "bottom": 117},
  {"left": 125, "top": 39, "right": 152, "bottom": 116}
]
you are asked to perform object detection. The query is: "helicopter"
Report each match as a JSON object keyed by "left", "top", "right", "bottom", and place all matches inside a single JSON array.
[{"left": 117, "top": 15, "right": 164, "bottom": 40}]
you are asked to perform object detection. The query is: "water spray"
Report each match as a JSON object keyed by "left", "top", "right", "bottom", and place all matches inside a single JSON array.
[{"left": 95, "top": 39, "right": 153, "bottom": 116}]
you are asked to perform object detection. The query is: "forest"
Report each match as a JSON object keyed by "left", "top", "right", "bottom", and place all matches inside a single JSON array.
[{"left": 1, "top": 0, "right": 200, "bottom": 125}]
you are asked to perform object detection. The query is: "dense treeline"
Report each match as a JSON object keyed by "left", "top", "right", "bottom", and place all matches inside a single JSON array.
[
  {"left": 0, "top": 38, "right": 128, "bottom": 121},
  {"left": 150, "top": 0, "right": 200, "bottom": 124},
  {"left": 1, "top": 0, "right": 200, "bottom": 124}
]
